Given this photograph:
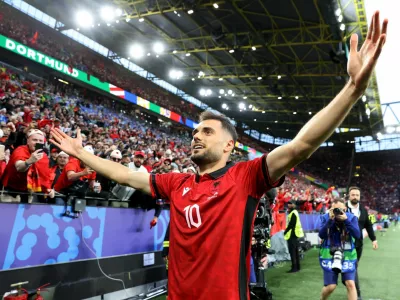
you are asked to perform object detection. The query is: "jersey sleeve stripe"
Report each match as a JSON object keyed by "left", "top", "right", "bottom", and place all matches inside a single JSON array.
[{"left": 151, "top": 174, "right": 162, "bottom": 199}]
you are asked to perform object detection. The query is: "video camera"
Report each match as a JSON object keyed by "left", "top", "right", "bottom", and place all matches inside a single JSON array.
[{"left": 250, "top": 190, "right": 276, "bottom": 300}]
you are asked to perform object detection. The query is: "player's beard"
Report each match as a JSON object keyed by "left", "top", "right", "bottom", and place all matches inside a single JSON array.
[
  {"left": 134, "top": 161, "right": 142, "bottom": 168},
  {"left": 191, "top": 147, "right": 221, "bottom": 167}
]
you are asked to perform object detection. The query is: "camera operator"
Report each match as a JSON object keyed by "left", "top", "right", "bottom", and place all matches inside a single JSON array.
[
  {"left": 345, "top": 186, "right": 377, "bottom": 300},
  {"left": 284, "top": 200, "right": 304, "bottom": 273},
  {"left": 319, "top": 198, "right": 361, "bottom": 300}
]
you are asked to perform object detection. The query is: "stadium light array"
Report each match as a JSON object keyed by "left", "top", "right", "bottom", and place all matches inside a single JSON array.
[
  {"left": 213, "top": 3, "right": 219, "bottom": 9},
  {"left": 239, "top": 102, "right": 245, "bottom": 109},
  {"left": 188, "top": 9, "right": 194, "bottom": 14},
  {"left": 153, "top": 42, "right": 165, "bottom": 54},
  {"left": 335, "top": 8, "right": 341, "bottom": 16},
  {"left": 222, "top": 103, "right": 227, "bottom": 109},
  {"left": 76, "top": 10, "right": 93, "bottom": 28},
  {"left": 219, "top": 89, "right": 225, "bottom": 94},
  {"left": 340, "top": 24, "right": 346, "bottom": 31},
  {"left": 228, "top": 89, "right": 233, "bottom": 95},
  {"left": 100, "top": 6, "right": 115, "bottom": 22},
  {"left": 169, "top": 69, "right": 183, "bottom": 80},
  {"left": 130, "top": 44, "right": 144, "bottom": 59}
]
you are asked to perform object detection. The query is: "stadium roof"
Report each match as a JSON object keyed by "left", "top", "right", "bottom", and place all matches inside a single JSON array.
[{"left": 25, "top": 0, "right": 389, "bottom": 143}]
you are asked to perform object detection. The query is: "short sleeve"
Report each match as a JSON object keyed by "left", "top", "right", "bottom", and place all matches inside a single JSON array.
[
  {"left": 149, "top": 173, "right": 187, "bottom": 201},
  {"left": 229, "top": 154, "right": 284, "bottom": 199},
  {"left": 64, "top": 161, "right": 78, "bottom": 173}
]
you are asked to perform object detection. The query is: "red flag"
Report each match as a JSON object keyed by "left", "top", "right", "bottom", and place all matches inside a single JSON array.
[{"left": 30, "top": 31, "right": 39, "bottom": 45}]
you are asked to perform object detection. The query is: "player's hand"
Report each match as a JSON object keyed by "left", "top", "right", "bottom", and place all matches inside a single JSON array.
[
  {"left": 348, "top": 11, "right": 388, "bottom": 92},
  {"left": 28, "top": 149, "right": 44, "bottom": 164},
  {"left": 50, "top": 128, "right": 83, "bottom": 158},
  {"left": 372, "top": 240, "right": 378, "bottom": 250},
  {"left": 150, "top": 217, "right": 158, "bottom": 229}
]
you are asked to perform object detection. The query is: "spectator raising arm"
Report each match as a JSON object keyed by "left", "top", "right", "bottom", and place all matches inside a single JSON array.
[
  {"left": 266, "top": 12, "right": 388, "bottom": 183},
  {"left": 50, "top": 128, "right": 151, "bottom": 194}
]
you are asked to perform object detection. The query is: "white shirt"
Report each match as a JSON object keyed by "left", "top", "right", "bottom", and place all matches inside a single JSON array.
[
  {"left": 127, "top": 163, "right": 148, "bottom": 173},
  {"left": 348, "top": 201, "right": 360, "bottom": 218}
]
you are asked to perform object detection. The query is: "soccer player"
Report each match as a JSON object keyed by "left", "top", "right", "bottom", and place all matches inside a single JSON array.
[{"left": 50, "top": 12, "right": 388, "bottom": 300}]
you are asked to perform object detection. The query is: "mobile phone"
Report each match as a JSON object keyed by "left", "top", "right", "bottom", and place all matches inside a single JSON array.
[{"left": 35, "top": 143, "right": 44, "bottom": 151}]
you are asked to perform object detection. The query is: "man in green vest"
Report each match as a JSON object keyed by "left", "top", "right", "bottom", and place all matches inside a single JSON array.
[{"left": 284, "top": 200, "right": 304, "bottom": 273}]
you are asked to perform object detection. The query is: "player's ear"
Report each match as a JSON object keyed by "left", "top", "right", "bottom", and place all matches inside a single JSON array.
[{"left": 224, "top": 139, "right": 235, "bottom": 153}]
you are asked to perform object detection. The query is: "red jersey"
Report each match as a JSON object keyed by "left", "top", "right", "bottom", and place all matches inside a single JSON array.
[
  {"left": 150, "top": 155, "right": 283, "bottom": 300},
  {"left": 54, "top": 158, "right": 96, "bottom": 191}
]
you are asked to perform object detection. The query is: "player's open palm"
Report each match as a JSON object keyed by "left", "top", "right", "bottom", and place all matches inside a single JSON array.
[
  {"left": 50, "top": 128, "right": 83, "bottom": 158},
  {"left": 348, "top": 11, "right": 388, "bottom": 92}
]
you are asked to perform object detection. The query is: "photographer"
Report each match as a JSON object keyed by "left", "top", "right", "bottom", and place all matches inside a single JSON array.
[{"left": 319, "top": 198, "right": 361, "bottom": 300}]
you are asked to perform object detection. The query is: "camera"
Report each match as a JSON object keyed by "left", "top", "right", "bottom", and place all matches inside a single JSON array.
[
  {"left": 250, "top": 193, "right": 275, "bottom": 300},
  {"left": 333, "top": 208, "right": 344, "bottom": 216},
  {"left": 330, "top": 246, "right": 343, "bottom": 273}
]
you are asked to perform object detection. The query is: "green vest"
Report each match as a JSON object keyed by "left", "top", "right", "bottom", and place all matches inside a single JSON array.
[
  {"left": 369, "top": 214, "right": 376, "bottom": 224},
  {"left": 284, "top": 209, "right": 304, "bottom": 240}
]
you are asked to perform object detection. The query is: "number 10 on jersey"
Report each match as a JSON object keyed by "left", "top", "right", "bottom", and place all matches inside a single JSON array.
[{"left": 183, "top": 204, "right": 202, "bottom": 228}]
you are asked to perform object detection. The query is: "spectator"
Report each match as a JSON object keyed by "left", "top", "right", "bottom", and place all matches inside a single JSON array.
[
  {"left": 2, "top": 129, "right": 54, "bottom": 203},
  {"left": 53, "top": 146, "right": 107, "bottom": 206}
]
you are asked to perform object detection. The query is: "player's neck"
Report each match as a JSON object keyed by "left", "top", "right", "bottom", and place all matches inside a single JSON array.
[{"left": 198, "top": 159, "right": 228, "bottom": 176}]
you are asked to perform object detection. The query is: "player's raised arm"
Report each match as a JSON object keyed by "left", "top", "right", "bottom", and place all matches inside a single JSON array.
[
  {"left": 50, "top": 128, "right": 151, "bottom": 194},
  {"left": 266, "top": 11, "right": 388, "bottom": 183}
]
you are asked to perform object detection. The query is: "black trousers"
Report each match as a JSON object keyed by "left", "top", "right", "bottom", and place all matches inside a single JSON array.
[
  {"left": 287, "top": 237, "right": 300, "bottom": 271},
  {"left": 355, "top": 246, "right": 363, "bottom": 297}
]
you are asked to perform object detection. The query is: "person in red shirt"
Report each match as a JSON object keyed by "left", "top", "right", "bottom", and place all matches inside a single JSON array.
[
  {"left": 53, "top": 146, "right": 97, "bottom": 194},
  {"left": 49, "top": 17, "right": 388, "bottom": 299},
  {"left": 2, "top": 129, "right": 54, "bottom": 203}
]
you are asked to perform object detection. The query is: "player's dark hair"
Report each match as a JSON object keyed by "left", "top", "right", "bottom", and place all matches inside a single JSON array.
[
  {"left": 348, "top": 186, "right": 360, "bottom": 193},
  {"left": 199, "top": 111, "right": 238, "bottom": 143}
]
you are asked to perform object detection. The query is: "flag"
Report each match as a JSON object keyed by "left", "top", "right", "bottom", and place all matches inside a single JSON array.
[{"left": 30, "top": 31, "right": 39, "bottom": 45}]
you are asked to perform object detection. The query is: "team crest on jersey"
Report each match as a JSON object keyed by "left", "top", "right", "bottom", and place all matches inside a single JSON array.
[{"left": 211, "top": 181, "right": 221, "bottom": 193}]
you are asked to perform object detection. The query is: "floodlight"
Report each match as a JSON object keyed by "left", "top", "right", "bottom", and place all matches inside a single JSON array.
[
  {"left": 239, "top": 102, "right": 245, "bottom": 109},
  {"left": 153, "top": 42, "right": 165, "bottom": 54},
  {"left": 76, "top": 10, "right": 93, "bottom": 28},
  {"left": 219, "top": 89, "right": 224, "bottom": 94},
  {"left": 100, "top": 6, "right": 115, "bottom": 22},
  {"left": 130, "top": 44, "right": 144, "bottom": 59},
  {"left": 115, "top": 8, "right": 123, "bottom": 16}
]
